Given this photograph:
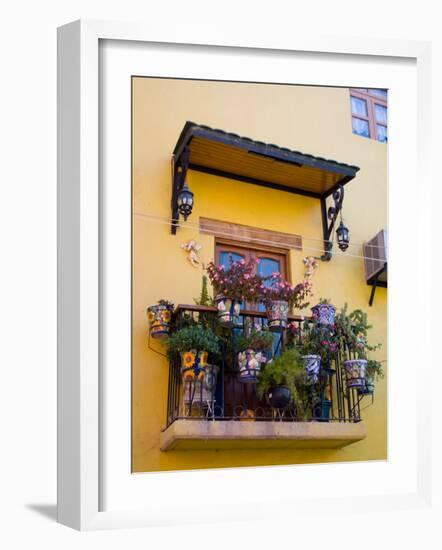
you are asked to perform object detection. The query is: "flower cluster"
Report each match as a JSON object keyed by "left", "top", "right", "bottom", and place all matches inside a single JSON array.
[
  {"left": 206, "top": 256, "right": 262, "bottom": 302},
  {"left": 260, "top": 273, "right": 312, "bottom": 310}
]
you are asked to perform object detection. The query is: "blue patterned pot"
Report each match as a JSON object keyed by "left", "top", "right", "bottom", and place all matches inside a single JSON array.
[
  {"left": 302, "top": 354, "right": 321, "bottom": 384},
  {"left": 311, "top": 303, "right": 336, "bottom": 326}
]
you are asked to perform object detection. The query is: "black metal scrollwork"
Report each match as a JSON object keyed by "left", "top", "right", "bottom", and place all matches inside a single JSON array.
[{"left": 320, "top": 185, "right": 345, "bottom": 261}]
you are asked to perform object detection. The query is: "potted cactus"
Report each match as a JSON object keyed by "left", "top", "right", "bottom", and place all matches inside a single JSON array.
[
  {"left": 236, "top": 327, "right": 274, "bottom": 383},
  {"left": 146, "top": 299, "right": 174, "bottom": 340}
]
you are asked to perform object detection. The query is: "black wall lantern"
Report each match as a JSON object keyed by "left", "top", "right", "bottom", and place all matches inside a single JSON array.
[
  {"left": 336, "top": 218, "right": 350, "bottom": 251},
  {"left": 320, "top": 184, "right": 351, "bottom": 261},
  {"left": 171, "top": 146, "right": 193, "bottom": 234},
  {"left": 177, "top": 181, "right": 194, "bottom": 220}
]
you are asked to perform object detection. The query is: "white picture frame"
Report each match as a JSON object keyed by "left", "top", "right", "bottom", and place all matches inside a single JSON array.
[{"left": 57, "top": 19, "right": 433, "bottom": 531}]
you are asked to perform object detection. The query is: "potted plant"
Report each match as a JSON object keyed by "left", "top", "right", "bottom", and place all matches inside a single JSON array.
[
  {"left": 166, "top": 324, "right": 220, "bottom": 387},
  {"left": 296, "top": 318, "right": 338, "bottom": 384},
  {"left": 146, "top": 299, "right": 174, "bottom": 339},
  {"left": 335, "top": 305, "right": 383, "bottom": 392},
  {"left": 206, "top": 257, "right": 262, "bottom": 327},
  {"left": 257, "top": 348, "right": 311, "bottom": 414},
  {"left": 260, "top": 273, "right": 311, "bottom": 332},
  {"left": 236, "top": 327, "right": 274, "bottom": 383},
  {"left": 360, "top": 359, "right": 384, "bottom": 395},
  {"left": 311, "top": 298, "right": 336, "bottom": 326}
]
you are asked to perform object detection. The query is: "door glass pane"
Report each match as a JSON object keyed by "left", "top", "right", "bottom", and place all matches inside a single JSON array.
[
  {"left": 374, "top": 104, "right": 387, "bottom": 124},
  {"left": 352, "top": 117, "right": 370, "bottom": 138},
  {"left": 257, "top": 257, "right": 281, "bottom": 312},
  {"left": 350, "top": 96, "right": 368, "bottom": 116},
  {"left": 218, "top": 251, "right": 246, "bottom": 314},
  {"left": 368, "top": 89, "right": 388, "bottom": 99},
  {"left": 257, "top": 258, "right": 281, "bottom": 286},
  {"left": 219, "top": 251, "right": 244, "bottom": 267},
  {"left": 376, "top": 125, "right": 388, "bottom": 142}
]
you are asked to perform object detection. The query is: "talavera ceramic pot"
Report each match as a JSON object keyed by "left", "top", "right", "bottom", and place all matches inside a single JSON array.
[
  {"left": 311, "top": 303, "right": 336, "bottom": 326},
  {"left": 237, "top": 348, "right": 267, "bottom": 383},
  {"left": 216, "top": 295, "right": 241, "bottom": 327},
  {"left": 344, "top": 359, "right": 367, "bottom": 389},
  {"left": 266, "top": 300, "right": 289, "bottom": 332},
  {"left": 147, "top": 302, "right": 174, "bottom": 340}
]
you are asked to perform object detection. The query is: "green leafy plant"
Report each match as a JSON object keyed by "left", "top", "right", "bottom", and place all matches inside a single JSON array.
[
  {"left": 166, "top": 325, "right": 220, "bottom": 359},
  {"left": 257, "top": 348, "right": 314, "bottom": 419},
  {"left": 236, "top": 327, "right": 274, "bottom": 352},
  {"left": 335, "top": 304, "right": 384, "bottom": 381}
]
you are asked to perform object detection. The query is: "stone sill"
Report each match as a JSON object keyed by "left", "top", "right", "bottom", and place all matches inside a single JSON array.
[{"left": 160, "top": 420, "right": 367, "bottom": 451}]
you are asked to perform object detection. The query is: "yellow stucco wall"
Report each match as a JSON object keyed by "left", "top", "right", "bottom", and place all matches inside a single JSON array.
[{"left": 132, "top": 77, "right": 387, "bottom": 472}]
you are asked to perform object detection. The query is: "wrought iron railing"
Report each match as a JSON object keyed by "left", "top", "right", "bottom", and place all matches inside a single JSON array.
[{"left": 164, "top": 305, "right": 368, "bottom": 429}]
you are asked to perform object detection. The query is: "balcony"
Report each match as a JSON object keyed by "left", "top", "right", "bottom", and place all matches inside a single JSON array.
[{"left": 160, "top": 305, "right": 368, "bottom": 451}]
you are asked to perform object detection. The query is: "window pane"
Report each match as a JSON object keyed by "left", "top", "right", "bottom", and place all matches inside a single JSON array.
[
  {"left": 352, "top": 117, "right": 370, "bottom": 138},
  {"left": 350, "top": 96, "right": 368, "bottom": 116},
  {"left": 257, "top": 258, "right": 281, "bottom": 313},
  {"left": 376, "top": 125, "right": 388, "bottom": 142},
  {"left": 375, "top": 104, "right": 387, "bottom": 124},
  {"left": 368, "top": 89, "right": 388, "bottom": 99},
  {"left": 219, "top": 251, "right": 244, "bottom": 267},
  {"left": 257, "top": 258, "right": 281, "bottom": 287}
]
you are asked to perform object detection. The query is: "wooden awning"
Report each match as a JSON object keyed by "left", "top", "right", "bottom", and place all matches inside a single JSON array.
[
  {"left": 173, "top": 121, "right": 360, "bottom": 199},
  {"left": 171, "top": 122, "right": 360, "bottom": 260}
]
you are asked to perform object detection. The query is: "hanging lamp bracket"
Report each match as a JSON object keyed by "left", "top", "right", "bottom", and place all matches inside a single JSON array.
[
  {"left": 171, "top": 147, "right": 190, "bottom": 234},
  {"left": 319, "top": 185, "right": 345, "bottom": 261}
]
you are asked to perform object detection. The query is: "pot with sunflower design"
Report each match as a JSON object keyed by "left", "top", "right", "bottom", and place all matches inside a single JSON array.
[
  {"left": 146, "top": 299, "right": 174, "bottom": 340},
  {"left": 166, "top": 323, "right": 220, "bottom": 377}
]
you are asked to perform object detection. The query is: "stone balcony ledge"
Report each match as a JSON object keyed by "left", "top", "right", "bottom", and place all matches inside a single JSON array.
[{"left": 160, "top": 419, "right": 367, "bottom": 451}]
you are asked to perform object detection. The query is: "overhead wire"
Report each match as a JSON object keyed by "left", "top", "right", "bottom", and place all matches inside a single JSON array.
[{"left": 133, "top": 211, "right": 388, "bottom": 262}]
